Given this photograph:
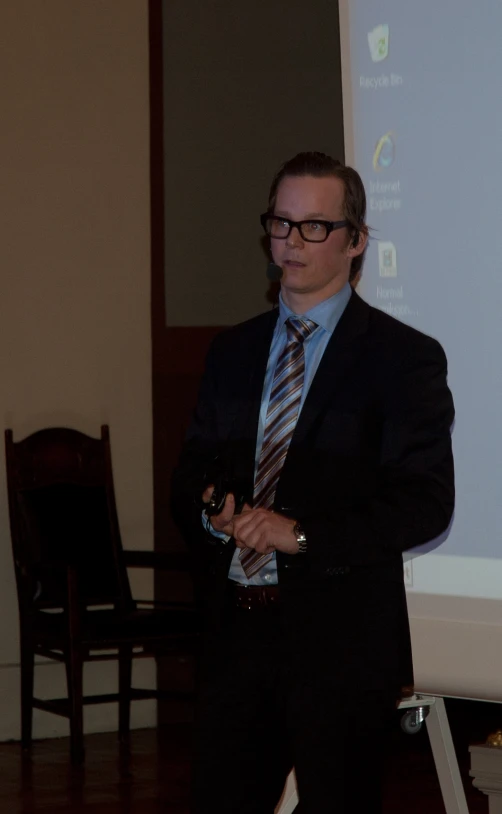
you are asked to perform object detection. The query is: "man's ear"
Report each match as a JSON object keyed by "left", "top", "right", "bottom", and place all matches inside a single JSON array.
[{"left": 347, "top": 228, "right": 368, "bottom": 258}]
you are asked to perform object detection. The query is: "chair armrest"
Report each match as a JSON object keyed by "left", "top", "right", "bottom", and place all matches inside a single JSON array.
[
  {"left": 123, "top": 550, "right": 191, "bottom": 571},
  {"left": 135, "top": 599, "right": 197, "bottom": 611}
]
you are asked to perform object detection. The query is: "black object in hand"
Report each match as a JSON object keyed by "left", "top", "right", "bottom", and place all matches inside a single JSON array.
[{"left": 204, "top": 461, "right": 247, "bottom": 517}]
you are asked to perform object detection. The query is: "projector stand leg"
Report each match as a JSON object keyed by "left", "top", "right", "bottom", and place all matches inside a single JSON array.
[
  {"left": 275, "top": 695, "right": 470, "bottom": 814},
  {"left": 425, "top": 695, "right": 469, "bottom": 814},
  {"left": 274, "top": 770, "right": 297, "bottom": 814}
]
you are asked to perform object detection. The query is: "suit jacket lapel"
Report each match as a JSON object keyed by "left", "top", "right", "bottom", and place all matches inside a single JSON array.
[
  {"left": 243, "top": 308, "right": 279, "bottom": 437},
  {"left": 227, "top": 308, "right": 279, "bottom": 485},
  {"left": 290, "top": 291, "right": 371, "bottom": 448}
]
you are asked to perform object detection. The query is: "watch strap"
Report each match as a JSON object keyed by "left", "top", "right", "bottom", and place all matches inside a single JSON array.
[{"left": 293, "top": 521, "right": 307, "bottom": 554}]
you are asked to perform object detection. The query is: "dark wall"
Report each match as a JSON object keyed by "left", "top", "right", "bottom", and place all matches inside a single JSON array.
[
  {"left": 162, "top": 0, "right": 345, "bottom": 326},
  {"left": 151, "top": 0, "right": 345, "bottom": 550}
]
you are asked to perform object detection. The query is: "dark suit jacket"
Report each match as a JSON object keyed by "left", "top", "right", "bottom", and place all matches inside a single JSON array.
[{"left": 171, "top": 291, "right": 455, "bottom": 699}]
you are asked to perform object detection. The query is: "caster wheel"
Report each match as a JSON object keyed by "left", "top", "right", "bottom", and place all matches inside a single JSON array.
[{"left": 401, "top": 710, "right": 424, "bottom": 734}]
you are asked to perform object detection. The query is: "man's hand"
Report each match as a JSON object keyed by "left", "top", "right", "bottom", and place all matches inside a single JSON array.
[
  {"left": 202, "top": 485, "right": 236, "bottom": 537},
  {"left": 232, "top": 507, "right": 299, "bottom": 555}
]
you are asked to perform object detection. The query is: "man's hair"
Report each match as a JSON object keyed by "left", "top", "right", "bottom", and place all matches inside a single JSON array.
[{"left": 267, "top": 151, "right": 368, "bottom": 281}]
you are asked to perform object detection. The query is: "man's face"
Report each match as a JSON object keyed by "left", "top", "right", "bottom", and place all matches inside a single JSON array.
[{"left": 271, "top": 174, "right": 360, "bottom": 308}]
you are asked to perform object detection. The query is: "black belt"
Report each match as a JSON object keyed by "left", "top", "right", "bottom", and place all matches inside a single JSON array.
[{"left": 229, "top": 582, "right": 280, "bottom": 611}]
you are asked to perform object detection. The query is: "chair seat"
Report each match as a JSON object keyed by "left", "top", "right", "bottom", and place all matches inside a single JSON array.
[{"left": 34, "top": 606, "right": 199, "bottom": 649}]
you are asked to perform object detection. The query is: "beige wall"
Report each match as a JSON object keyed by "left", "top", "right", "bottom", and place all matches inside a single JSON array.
[{"left": 0, "top": 1, "right": 154, "bottom": 740}]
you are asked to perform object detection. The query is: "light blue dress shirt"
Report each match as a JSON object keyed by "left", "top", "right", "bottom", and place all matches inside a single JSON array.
[{"left": 207, "top": 283, "right": 352, "bottom": 586}]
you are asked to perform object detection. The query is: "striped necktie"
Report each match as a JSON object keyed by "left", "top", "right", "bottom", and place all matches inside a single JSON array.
[{"left": 240, "top": 316, "right": 318, "bottom": 578}]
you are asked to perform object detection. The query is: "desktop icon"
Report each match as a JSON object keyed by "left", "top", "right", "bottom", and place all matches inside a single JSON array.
[
  {"left": 378, "top": 241, "right": 397, "bottom": 278},
  {"left": 368, "top": 24, "right": 389, "bottom": 63},
  {"left": 373, "top": 131, "right": 396, "bottom": 171}
]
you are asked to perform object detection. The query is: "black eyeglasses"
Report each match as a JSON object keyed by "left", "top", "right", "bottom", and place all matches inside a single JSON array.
[{"left": 260, "top": 213, "right": 349, "bottom": 243}]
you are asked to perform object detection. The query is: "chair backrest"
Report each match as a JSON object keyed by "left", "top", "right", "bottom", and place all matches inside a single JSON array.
[{"left": 5, "top": 425, "right": 133, "bottom": 612}]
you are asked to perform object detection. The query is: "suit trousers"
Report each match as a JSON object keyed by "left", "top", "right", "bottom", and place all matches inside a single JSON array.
[{"left": 191, "top": 585, "right": 396, "bottom": 814}]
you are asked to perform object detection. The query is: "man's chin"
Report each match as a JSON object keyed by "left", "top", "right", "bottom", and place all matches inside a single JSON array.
[
  {"left": 280, "top": 271, "right": 311, "bottom": 293},
  {"left": 281, "top": 276, "right": 349, "bottom": 304},
  {"left": 280, "top": 268, "right": 309, "bottom": 290}
]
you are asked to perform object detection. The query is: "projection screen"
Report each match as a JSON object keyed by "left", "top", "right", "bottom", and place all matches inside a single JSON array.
[{"left": 339, "top": 0, "right": 502, "bottom": 700}]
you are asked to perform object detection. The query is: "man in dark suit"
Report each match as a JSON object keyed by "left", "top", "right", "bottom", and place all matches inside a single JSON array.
[{"left": 171, "top": 152, "right": 455, "bottom": 813}]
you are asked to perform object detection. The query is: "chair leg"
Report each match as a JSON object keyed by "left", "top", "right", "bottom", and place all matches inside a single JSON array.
[
  {"left": 20, "top": 635, "right": 35, "bottom": 750},
  {"left": 65, "top": 645, "right": 84, "bottom": 765},
  {"left": 118, "top": 646, "right": 133, "bottom": 742}
]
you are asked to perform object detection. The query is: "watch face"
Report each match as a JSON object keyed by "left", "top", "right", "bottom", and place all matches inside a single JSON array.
[{"left": 294, "top": 523, "right": 307, "bottom": 545}]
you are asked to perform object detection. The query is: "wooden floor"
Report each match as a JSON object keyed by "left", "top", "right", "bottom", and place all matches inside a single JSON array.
[{"left": 0, "top": 698, "right": 499, "bottom": 813}]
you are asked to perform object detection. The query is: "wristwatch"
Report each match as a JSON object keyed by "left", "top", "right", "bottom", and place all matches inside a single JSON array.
[{"left": 293, "top": 521, "right": 307, "bottom": 554}]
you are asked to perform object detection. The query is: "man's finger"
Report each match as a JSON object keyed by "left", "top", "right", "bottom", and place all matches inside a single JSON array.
[
  {"left": 255, "top": 539, "right": 275, "bottom": 554},
  {"left": 221, "top": 492, "right": 235, "bottom": 515},
  {"left": 202, "top": 484, "right": 215, "bottom": 503},
  {"left": 210, "top": 493, "right": 235, "bottom": 533},
  {"left": 234, "top": 507, "right": 268, "bottom": 535},
  {"left": 233, "top": 512, "right": 258, "bottom": 537}
]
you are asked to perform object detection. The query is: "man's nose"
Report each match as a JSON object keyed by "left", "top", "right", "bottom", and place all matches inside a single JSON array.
[{"left": 285, "top": 225, "right": 304, "bottom": 248}]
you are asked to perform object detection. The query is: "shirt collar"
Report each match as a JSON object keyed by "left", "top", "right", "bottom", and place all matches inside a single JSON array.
[{"left": 277, "top": 282, "right": 352, "bottom": 336}]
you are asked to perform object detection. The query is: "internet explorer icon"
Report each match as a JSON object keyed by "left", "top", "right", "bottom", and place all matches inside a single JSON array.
[
  {"left": 373, "top": 131, "right": 396, "bottom": 171},
  {"left": 368, "top": 24, "right": 389, "bottom": 62}
]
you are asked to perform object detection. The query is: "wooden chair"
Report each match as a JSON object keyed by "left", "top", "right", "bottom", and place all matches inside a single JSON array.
[{"left": 5, "top": 424, "right": 198, "bottom": 764}]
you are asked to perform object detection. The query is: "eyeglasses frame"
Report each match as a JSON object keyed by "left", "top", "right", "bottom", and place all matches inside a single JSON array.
[{"left": 260, "top": 212, "right": 350, "bottom": 243}]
